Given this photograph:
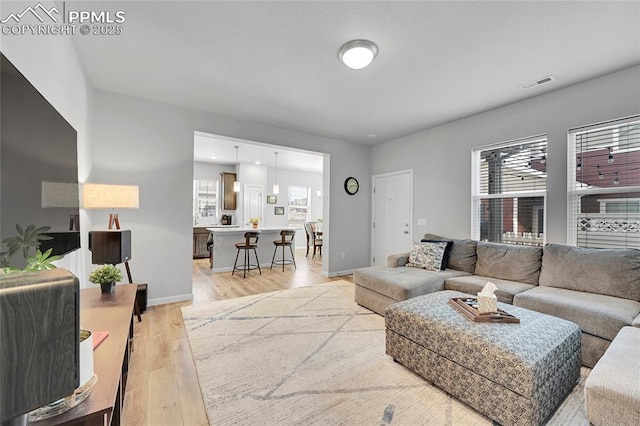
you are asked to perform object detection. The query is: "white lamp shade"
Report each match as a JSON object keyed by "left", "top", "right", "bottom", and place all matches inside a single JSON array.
[
  {"left": 83, "top": 183, "right": 139, "bottom": 209},
  {"left": 233, "top": 181, "right": 240, "bottom": 192},
  {"left": 272, "top": 184, "right": 279, "bottom": 195},
  {"left": 41, "top": 181, "right": 79, "bottom": 208}
]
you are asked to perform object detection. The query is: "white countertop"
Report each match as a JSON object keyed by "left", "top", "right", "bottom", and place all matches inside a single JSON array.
[{"left": 206, "top": 226, "right": 301, "bottom": 233}]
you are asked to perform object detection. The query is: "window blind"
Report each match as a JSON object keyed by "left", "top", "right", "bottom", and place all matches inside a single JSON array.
[
  {"left": 472, "top": 135, "right": 547, "bottom": 246},
  {"left": 568, "top": 115, "right": 640, "bottom": 248},
  {"left": 287, "top": 186, "right": 311, "bottom": 226}
]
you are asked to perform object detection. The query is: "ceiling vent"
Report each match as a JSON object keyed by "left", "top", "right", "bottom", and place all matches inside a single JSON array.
[{"left": 519, "top": 75, "right": 556, "bottom": 91}]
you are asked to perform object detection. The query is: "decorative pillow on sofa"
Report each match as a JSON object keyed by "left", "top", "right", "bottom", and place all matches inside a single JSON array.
[
  {"left": 407, "top": 242, "right": 449, "bottom": 271},
  {"left": 422, "top": 233, "right": 478, "bottom": 273},
  {"left": 421, "top": 239, "right": 453, "bottom": 270}
]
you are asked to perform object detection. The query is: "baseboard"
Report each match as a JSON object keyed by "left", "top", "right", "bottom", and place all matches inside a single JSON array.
[
  {"left": 323, "top": 269, "right": 353, "bottom": 278},
  {"left": 148, "top": 293, "right": 193, "bottom": 307}
]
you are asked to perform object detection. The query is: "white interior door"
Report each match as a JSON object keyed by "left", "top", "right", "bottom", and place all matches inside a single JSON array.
[
  {"left": 372, "top": 170, "right": 413, "bottom": 266},
  {"left": 243, "top": 184, "right": 263, "bottom": 225}
]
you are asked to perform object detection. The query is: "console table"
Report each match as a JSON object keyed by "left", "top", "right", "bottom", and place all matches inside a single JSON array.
[{"left": 34, "top": 284, "right": 137, "bottom": 425}]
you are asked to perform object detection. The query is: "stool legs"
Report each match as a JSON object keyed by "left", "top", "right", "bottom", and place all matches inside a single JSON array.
[
  {"left": 232, "top": 247, "right": 261, "bottom": 278},
  {"left": 232, "top": 248, "right": 241, "bottom": 276},
  {"left": 270, "top": 244, "right": 296, "bottom": 271},
  {"left": 289, "top": 245, "right": 297, "bottom": 270},
  {"left": 253, "top": 248, "right": 262, "bottom": 275}
]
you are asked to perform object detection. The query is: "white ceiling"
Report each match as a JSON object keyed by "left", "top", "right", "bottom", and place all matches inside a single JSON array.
[
  {"left": 72, "top": 1, "right": 640, "bottom": 145},
  {"left": 193, "top": 132, "right": 324, "bottom": 173}
]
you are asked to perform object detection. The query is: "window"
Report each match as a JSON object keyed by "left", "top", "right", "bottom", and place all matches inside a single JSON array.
[
  {"left": 287, "top": 186, "right": 310, "bottom": 226},
  {"left": 193, "top": 179, "right": 218, "bottom": 226},
  {"left": 568, "top": 115, "right": 640, "bottom": 248},
  {"left": 472, "top": 135, "right": 547, "bottom": 246}
]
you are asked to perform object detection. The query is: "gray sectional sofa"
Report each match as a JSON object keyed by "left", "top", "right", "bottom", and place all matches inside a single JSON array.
[{"left": 354, "top": 233, "right": 640, "bottom": 368}]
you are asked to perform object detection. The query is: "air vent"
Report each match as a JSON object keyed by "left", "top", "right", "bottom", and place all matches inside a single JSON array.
[{"left": 519, "top": 75, "right": 556, "bottom": 91}]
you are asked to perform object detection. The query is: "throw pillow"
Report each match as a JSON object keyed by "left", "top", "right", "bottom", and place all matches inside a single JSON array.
[
  {"left": 407, "top": 241, "right": 449, "bottom": 271},
  {"left": 421, "top": 239, "right": 453, "bottom": 270}
]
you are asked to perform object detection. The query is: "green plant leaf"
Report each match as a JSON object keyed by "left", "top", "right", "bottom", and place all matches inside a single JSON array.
[{"left": 25, "top": 249, "right": 62, "bottom": 271}]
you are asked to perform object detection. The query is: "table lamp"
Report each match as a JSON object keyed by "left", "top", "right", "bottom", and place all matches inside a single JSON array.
[
  {"left": 82, "top": 183, "right": 142, "bottom": 321},
  {"left": 82, "top": 183, "right": 139, "bottom": 230}
]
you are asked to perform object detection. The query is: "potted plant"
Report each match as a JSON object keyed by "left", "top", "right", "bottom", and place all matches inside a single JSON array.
[
  {"left": 249, "top": 218, "right": 259, "bottom": 229},
  {"left": 89, "top": 264, "right": 123, "bottom": 293}
]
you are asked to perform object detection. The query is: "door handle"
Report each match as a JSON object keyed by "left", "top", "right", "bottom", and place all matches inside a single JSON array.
[{"left": 403, "top": 230, "right": 409, "bottom": 234}]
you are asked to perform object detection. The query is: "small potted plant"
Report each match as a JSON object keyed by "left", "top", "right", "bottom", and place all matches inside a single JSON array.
[
  {"left": 249, "top": 218, "right": 259, "bottom": 229},
  {"left": 89, "top": 264, "right": 123, "bottom": 293}
]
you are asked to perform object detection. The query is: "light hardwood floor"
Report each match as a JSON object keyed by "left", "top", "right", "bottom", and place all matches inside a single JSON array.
[{"left": 122, "top": 249, "right": 351, "bottom": 425}]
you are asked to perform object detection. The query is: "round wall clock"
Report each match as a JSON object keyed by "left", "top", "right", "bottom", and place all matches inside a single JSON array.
[{"left": 344, "top": 176, "right": 359, "bottom": 195}]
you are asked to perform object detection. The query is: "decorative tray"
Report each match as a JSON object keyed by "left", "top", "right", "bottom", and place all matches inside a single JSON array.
[{"left": 449, "top": 297, "right": 520, "bottom": 323}]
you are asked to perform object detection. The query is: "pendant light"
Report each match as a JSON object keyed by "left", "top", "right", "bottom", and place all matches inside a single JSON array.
[
  {"left": 273, "top": 152, "right": 279, "bottom": 195},
  {"left": 233, "top": 146, "right": 240, "bottom": 192}
]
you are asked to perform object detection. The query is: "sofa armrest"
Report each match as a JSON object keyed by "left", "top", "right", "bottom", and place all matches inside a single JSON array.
[
  {"left": 633, "top": 312, "right": 640, "bottom": 328},
  {"left": 387, "top": 253, "right": 410, "bottom": 268}
]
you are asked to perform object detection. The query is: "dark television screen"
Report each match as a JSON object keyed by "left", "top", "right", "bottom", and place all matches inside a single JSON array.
[{"left": 0, "top": 53, "right": 80, "bottom": 264}]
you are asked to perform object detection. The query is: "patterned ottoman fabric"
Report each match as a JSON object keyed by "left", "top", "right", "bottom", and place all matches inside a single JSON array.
[{"left": 385, "top": 290, "right": 581, "bottom": 426}]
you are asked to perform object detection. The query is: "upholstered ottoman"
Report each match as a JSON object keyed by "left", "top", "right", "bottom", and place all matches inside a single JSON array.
[
  {"left": 585, "top": 326, "right": 640, "bottom": 426},
  {"left": 386, "top": 290, "right": 581, "bottom": 426}
]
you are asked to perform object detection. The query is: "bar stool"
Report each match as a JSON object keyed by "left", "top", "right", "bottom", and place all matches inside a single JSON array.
[
  {"left": 270, "top": 230, "right": 296, "bottom": 271},
  {"left": 232, "top": 231, "right": 262, "bottom": 278}
]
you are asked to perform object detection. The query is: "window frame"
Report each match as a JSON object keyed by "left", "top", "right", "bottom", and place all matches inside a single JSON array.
[
  {"left": 287, "top": 185, "right": 311, "bottom": 227},
  {"left": 471, "top": 134, "right": 548, "bottom": 246},
  {"left": 567, "top": 114, "right": 640, "bottom": 248}
]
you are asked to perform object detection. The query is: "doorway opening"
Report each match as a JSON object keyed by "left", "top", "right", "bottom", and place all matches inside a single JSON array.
[{"left": 192, "top": 131, "right": 328, "bottom": 282}]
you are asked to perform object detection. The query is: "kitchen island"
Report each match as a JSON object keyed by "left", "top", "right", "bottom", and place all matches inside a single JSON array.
[{"left": 207, "top": 226, "right": 302, "bottom": 272}]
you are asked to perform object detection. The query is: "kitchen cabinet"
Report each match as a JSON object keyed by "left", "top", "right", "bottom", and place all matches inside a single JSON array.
[
  {"left": 193, "top": 227, "right": 210, "bottom": 259},
  {"left": 221, "top": 172, "right": 237, "bottom": 210}
]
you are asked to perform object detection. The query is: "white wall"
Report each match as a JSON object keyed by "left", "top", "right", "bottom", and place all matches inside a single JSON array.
[
  {"left": 91, "top": 89, "right": 371, "bottom": 305},
  {"left": 264, "top": 167, "right": 323, "bottom": 248},
  {"left": 371, "top": 65, "right": 640, "bottom": 244},
  {"left": 2, "top": 2, "right": 95, "bottom": 285}
]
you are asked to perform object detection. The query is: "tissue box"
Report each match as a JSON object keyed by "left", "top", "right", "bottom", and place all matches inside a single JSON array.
[{"left": 477, "top": 294, "right": 497, "bottom": 313}]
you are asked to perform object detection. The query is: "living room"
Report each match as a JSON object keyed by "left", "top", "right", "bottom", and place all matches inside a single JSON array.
[{"left": 1, "top": 1, "right": 639, "bottom": 425}]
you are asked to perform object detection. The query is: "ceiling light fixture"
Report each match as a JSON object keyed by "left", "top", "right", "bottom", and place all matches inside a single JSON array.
[
  {"left": 338, "top": 39, "right": 378, "bottom": 70},
  {"left": 273, "top": 152, "right": 279, "bottom": 195},
  {"left": 233, "top": 146, "right": 240, "bottom": 192}
]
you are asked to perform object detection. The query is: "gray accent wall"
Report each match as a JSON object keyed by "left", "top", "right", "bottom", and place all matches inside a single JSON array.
[
  {"left": 371, "top": 65, "right": 640, "bottom": 244},
  {"left": 91, "top": 90, "right": 371, "bottom": 305}
]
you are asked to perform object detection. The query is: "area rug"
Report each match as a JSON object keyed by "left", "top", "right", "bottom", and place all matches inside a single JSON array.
[{"left": 181, "top": 281, "right": 588, "bottom": 425}]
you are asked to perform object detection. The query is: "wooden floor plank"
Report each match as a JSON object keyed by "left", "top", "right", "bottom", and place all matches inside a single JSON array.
[{"left": 122, "top": 252, "right": 351, "bottom": 425}]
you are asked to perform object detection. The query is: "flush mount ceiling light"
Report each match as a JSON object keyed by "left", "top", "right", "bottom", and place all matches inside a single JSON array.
[{"left": 338, "top": 39, "right": 378, "bottom": 70}]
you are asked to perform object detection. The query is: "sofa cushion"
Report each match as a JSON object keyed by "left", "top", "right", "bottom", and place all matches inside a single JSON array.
[
  {"left": 353, "top": 266, "right": 470, "bottom": 302},
  {"left": 444, "top": 275, "right": 536, "bottom": 304},
  {"left": 407, "top": 241, "right": 449, "bottom": 271},
  {"left": 423, "top": 233, "right": 477, "bottom": 274},
  {"left": 513, "top": 286, "right": 640, "bottom": 341},
  {"left": 540, "top": 244, "right": 640, "bottom": 301},
  {"left": 585, "top": 327, "right": 640, "bottom": 426},
  {"left": 474, "top": 242, "right": 542, "bottom": 285}
]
